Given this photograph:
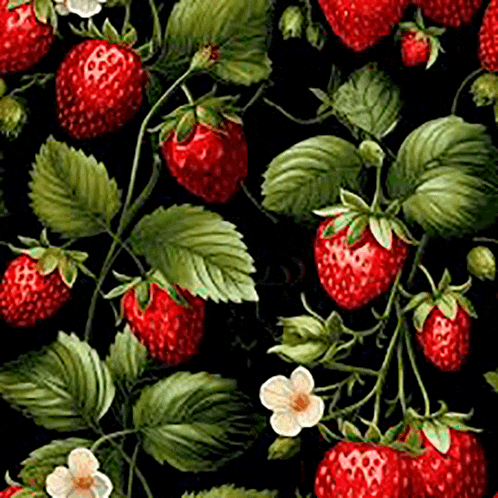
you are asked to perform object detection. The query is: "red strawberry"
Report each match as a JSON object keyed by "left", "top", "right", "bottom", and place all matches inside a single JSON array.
[
  {"left": 414, "top": 0, "right": 483, "bottom": 27},
  {"left": 409, "top": 429, "right": 487, "bottom": 497},
  {"left": 317, "top": 0, "right": 410, "bottom": 52},
  {"left": 0, "top": 254, "right": 71, "bottom": 327},
  {"left": 55, "top": 39, "right": 146, "bottom": 140},
  {"left": 416, "top": 305, "right": 471, "bottom": 372},
  {"left": 401, "top": 30, "right": 431, "bottom": 67},
  {"left": 0, "top": 487, "right": 24, "bottom": 497},
  {"left": 161, "top": 118, "right": 248, "bottom": 204},
  {"left": 0, "top": 0, "right": 54, "bottom": 74},
  {"left": 479, "top": 0, "right": 498, "bottom": 71},
  {"left": 314, "top": 218, "right": 408, "bottom": 310},
  {"left": 122, "top": 283, "right": 206, "bottom": 365},
  {"left": 314, "top": 441, "right": 411, "bottom": 497}
]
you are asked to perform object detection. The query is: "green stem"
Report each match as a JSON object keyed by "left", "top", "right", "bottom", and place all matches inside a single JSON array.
[
  {"left": 242, "top": 82, "right": 268, "bottom": 113},
  {"left": 9, "top": 73, "right": 53, "bottom": 97},
  {"left": 147, "top": 0, "right": 162, "bottom": 51},
  {"left": 315, "top": 364, "right": 379, "bottom": 385},
  {"left": 105, "top": 228, "right": 145, "bottom": 276},
  {"left": 127, "top": 443, "right": 140, "bottom": 498},
  {"left": 407, "top": 234, "right": 429, "bottom": 288},
  {"left": 403, "top": 318, "right": 431, "bottom": 417},
  {"left": 90, "top": 428, "right": 139, "bottom": 453},
  {"left": 451, "top": 67, "right": 484, "bottom": 116},
  {"left": 84, "top": 68, "right": 194, "bottom": 340},
  {"left": 263, "top": 97, "right": 336, "bottom": 125},
  {"left": 241, "top": 183, "right": 279, "bottom": 224},
  {"left": 397, "top": 340, "right": 407, "bottom": 416},
  {"left": 370, "top": 153, "right": 384, "bottom": 210},
  {"left": 373, "top": 269, "right": 403, "bottom": 320},
  {"left": 123, "top": 1, "right": 131, "bottom": 29},
  {"left": 181, "top": 83, "right": 195, "bottom": 104},
  {"left": 473, "top": 237, "right": 498, "bottom": 245}
]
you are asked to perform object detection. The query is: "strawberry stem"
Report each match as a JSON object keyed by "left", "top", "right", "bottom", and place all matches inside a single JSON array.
[
  {"left": 127, "top": 443, "right": 140, "bottom": 498},
  {"left": 407, "top": 234, "right": 429, "bottom": 288},
  {"left": 397, "top": 341, "right": 407, "bottom": 415},
  {"left": 262, "top": 97, "right": 337, "bottom": 125},
  {"left": 90, "top": 428, "right": 140, "bottom": 453},
  {"left": 418, "top": 264, "right": 438, "bottom": 294},
  {"left": 181, "top": 83, "right": 195, "bottom": 105},
  {"left": 451, "top": 67, "right": 485, "bottom": 116}
]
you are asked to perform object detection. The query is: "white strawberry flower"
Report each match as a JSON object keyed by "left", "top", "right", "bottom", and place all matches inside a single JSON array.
[
  {"left": 45, "top": 448, "right": 113, "bottom": 498},
  {"left": 260, "top": 365, "right": 325, "bottom": 437},
  {"left": 54, "top": 0, "right": 106, "bottom": 18}
]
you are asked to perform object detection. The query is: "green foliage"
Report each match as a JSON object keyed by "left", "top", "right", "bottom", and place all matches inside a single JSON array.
[
  {"left": 29, "top": 138, "right": 121, "bottom": 238},
  {"left": 132, "top": 371, "right": 264, "bottom": 471},
  {"left": 129, "top": 204, "right": 258, "bottom": 303},
  {"left": 181, "top": 485, "right": 278, "bottom": 498},
  {"left": 261, "top": 136, "right": 362, "bottom": 215},
  {"left": 0, "top": 332, "right": 115, "bottom": 431}
]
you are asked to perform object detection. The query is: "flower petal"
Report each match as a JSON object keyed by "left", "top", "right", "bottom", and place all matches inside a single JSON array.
[
  {"left": 295, "top": 394, "right": 324, "bottom": 428},
  {"left": 67, "top": 489, "right": 92, "bottom": 498},
  {"left": 66, "top": 0, "right": 102, "bottom": 18},
  {"left": 260, "top": 375, "right": 293, "bottom": 410},
  {"left": 68, "top": 448, "right": 99, "bottom": 476},
  {"left": 46, "top": 466, "right": 72, "bottom": 498},
  {"left": 92, "top": 471, "right": 114, "bottom": 498},
  {"left": 290, "top": 366, "right": 314, "bottom": 394},
  {"left": 54, "top": 4, "right": 70, "bottom": 15},
  {"left": 270, "top": 410, "right": 301, "bottom": 437}
]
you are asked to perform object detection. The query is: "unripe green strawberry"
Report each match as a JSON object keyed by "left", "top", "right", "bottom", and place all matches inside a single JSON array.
[
  {"left": 0, "top": 254, "right": 71, "bottom": 327},
  {"left": 467, "top": 246, "right": 495, "bottom": 281},
  {"left": 121, "top": 283, "right": 206, "bottom": 365}
]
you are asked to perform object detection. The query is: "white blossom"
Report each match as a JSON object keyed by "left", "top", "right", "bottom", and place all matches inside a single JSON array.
[
  {"left": 260, "top": 366, "right": 325, "bottom": 437},
  {"left": 54, "top": 0, "right": 106, "bottom": 18}
]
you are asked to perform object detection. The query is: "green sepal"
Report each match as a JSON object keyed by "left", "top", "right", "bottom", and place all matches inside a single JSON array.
[
  {"left": 403, "top": 292, "right": 432, "bottom": 313},
  {"left": 267, "top": 436, "right": 301, "bottom": 460},
  {"left": 34, "top": 0, "right": 57, "bottom": 29},
  {"left": 340, "top": 190, "right": 370, "bottom": 212},
  {"left": 346, "top": 215, "right": 369, "bottom": 245},
  {"left": 436, "top": 292, "right": 458, "bottom": 320},
  {"left": 313, "top": 205, "right": 350, "bottom": 218},
  {"left": 369, "top": 216, "right": 392, "bottom": 250},
  {"left": 322, "top": 212, "right": 357, "bottom": 238},
  {"left": 176, "top": 110, "right": 197, "bottom": 143},
  {"left": 412, "top": 300, "right": 435, "bottom": 331},
  {"left": 339, "top": 420, "right": 363, "bottom": 442},
  {"left": 70, "top": 18, "right": 138, "bottom": 46},
  {"left": 7, "top": 0, "right": 30, "bottom": 8},
  {"left": 454, "top": 294, "right": 478, "bottom": 319},
  {"left": 436, "top": 268, "right": 452, "bottom": 292},
  {"left": 380, "top": 422, "right": 405, "bottom": 445},
  {"left": 359, "top": 418, "right": 382, "bottom": 443},
  {"left": 422, "top": 420, "right": 451, "bottom": 454}
]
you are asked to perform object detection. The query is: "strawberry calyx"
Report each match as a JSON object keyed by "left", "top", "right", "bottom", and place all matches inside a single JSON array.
[
  {"left": 69, "top": 18, "right": 138, "bottom": 47},
  {"left": 397, "top": 9, "right": 446, "bottom": 69},
  {"left": 7, "top": 0, "right": 55, "bottom": 27},
  {"left": 7, "top": 230, "right": 88, "bottom": 288},
  {"left": 403, "top": 266, "right": 477, "bottom": 331},
  {"left": 105, "top": 268, "right": 189, "bottom": 310},
  {"left": 314, "top": 189, "right": 418, "bottom": 251},
  {"left": 399, "top": 403, "right": 481, "bottom": 455},
  {"left": 158, "top": 92, "right": 243, "bottom": 144}
]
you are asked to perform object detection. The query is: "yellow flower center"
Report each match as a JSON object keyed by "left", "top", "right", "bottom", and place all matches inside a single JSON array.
[
  {"left": 289, "top": 392, "right": 310, "bottom": 412},
  {"left": 73, "top": 475, "right": 94, "bottom": 490}
]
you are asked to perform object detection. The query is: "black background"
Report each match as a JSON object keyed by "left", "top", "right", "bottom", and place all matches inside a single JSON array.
[{"left": 1, "top": 0, "right": 498, "bottom": 496}]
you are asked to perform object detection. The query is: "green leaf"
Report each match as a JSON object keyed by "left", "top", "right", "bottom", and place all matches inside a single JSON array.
[
  {"left": 161, "top": 0, "right": 272, "bottom": 85},
  {"left": 106, "top": 325, "right": 148, "bottom": 386},
  {"left": 133, "top": 371, "right": 263, "bottom": 471},
  {"left": 29, "top": 139, "right": 121, "bottom": 238},
  {"left": 484, "top": 370, "right": 498, "bottom": 392},
  {"left": 19, "top": 438, "right": 93, "bottom": 490},
  {"left": 98, "top": 446, "right": 127, "bottom": 498},
  {"left": 129, "top": 204, "right": 258, "bottom": 303},
  {"left": 181, "top": 484, "right": 278, "bottom": 498},
  {"left": 261, "top": 136, "right": 362, "bottom": 215},
  {"left": 388, "top": 116, "right": 498, "bottom": 199},
  {"left": 0, "top": 332, "right": 115, "bottom": 431},
  {"left": 267, "top": 343, "right": 327, "bottom": 365},
  {"left": 400, "top": 167, "right": 498, "bottom": 237},
  {"left": 331, "top": 65, "right": 402, "bottom": 139},
  {"left": 422, "top": 420, "right": 451, "bottom": 454}
]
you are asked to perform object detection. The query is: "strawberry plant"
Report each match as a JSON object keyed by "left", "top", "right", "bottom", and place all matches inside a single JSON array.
[{"left": 1, "top": 0, "right": 498, "bottom": 496}]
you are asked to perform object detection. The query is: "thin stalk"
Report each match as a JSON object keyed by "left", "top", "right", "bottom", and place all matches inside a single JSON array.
[
  {"left": 263, "top": 97, "right": 336, "bottom": 125},
  {"left": 397, "top": 340, "right": 407, "bottom": 416},
  {"left": 407, "top": 234, "right": 429, "bottom": 287},
  {"left": 241, "top": 183, "right": 279, "bottom": 224},
  {"left": 105, "top": 228, "right": 145, "bottom": 276},
  {"left": 181, "top": 83, "right": 195, "bottom": 104},
  {"left": 127, "top": 443, "right": 140, "bottom": 498},
  {"left": 90, "top": 428, "right": 139, "bottom": 453},
  {"left": 451, "top": 67, "right": 484, "bottom": 115}
]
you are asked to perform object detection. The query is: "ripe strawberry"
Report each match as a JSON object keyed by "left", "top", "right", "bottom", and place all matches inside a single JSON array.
[
  {"left": 160, "top": 95, "right": 248, "bottom": 203},
  {"left": 122, "top": 283, "right": 206, "bottom": 365},
  {"left": 413, "top": 0, "right": 483, "bottom": 27},
  {"left": 416, "top": 305, "right": 471, "bottom": 372},
  {"left": 317, "top": 0, "right": 409, "bottom": 52},
  {"left": 314, "top": 218, "right": 409, "bottom": 310},
  {"left": 314, "top": 441, "right": 411, "bottom": 497},
  {"left": 401, "top": 30, "right": 431, "bottom": 67},
  {"left": 409, "top": 429, "right": 487, "bottom": 497},
  {"left": 479, "top": 0, "right": 498, "bottom": 71},
  {"left": 0, "top": 254, "right": 71, "bottom": 327},
  {"left": 0, "top": 0, "right": 54, "bottom": 74},
  {"left": 55, "top": 38, "right": 146, "bottom": 140},
  {"left": 0, "top": 487, "right": 24, "bottom": 497}
]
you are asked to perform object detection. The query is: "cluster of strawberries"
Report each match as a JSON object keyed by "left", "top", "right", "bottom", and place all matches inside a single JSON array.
[{"left": 318, "top": 0, "right": 498, "bottom": 69}]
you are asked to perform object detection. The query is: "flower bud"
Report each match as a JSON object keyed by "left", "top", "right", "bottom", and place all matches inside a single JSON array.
[
  {"left": 279, "top": 6, "right": 305, "bottom": 39},
  {"left": 470, "top": 73, "right": 498, "bottom": 107},
  {"left": 0, "top": 96, "right": 27, "bottom": 138},
  {"left": 268, "top": 436, "right": 301, "bottom": 460},
  {"left": 359, "top": 140, "right": 385, "bottom": 168},
  {"left": 467, "top": 246, "right": 495, "bottom": 281}
]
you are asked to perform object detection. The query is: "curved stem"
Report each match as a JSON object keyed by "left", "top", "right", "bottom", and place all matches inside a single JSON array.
[
  {"left": 315, "top": 364, "right": 379, "bottom": 384},
  {"left": 370, "top": 158, "right": 383, "bottom": 210},
  {"left": 127, "top": 443, "right": 140, "bottom": 498},
  {"left": 181, "top": 83, "right": 195, "bottom": 104},
  {"left": 397, "top": 340, "right": 407, "bottom": 416},
  {"left": 407, "top": 234, "right": 429, "bottom": 288},
  {"left": 90, "top": 428, "right": 139, "bottom": 453},
  {"left": 241, "top": 183, "right": 279, "bottom": 224},
  {"left": 105, "top": 228, "right": 145, "bottom": 276},
  {"left": 263, "top": 97, "right": 336, "bottom": 125},
  {"left": 403, "top": 318, "right": 431, "bottom": 417},
  {"left": 473, "top": 237, "right": 498, "bottom": 245},
  {"left": 451, "top": 67, "right": 485, "bottom": 116},
  {"left": 242, "top": 82, "right": 268, "bottom": 113}
]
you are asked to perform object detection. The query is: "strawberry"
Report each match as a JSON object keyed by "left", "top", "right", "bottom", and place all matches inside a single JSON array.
[
  {"left": 0, "top": 0, "right": 54, "bottom": 74},
  {"left": 417, "top": 305, "right": 471, "bottom": 371},
  {"left": 479, "top": 0, "right": 498, "bottom": 71},
  {"left": 55, "top": 37, "right": 146, "bottom": 140},
  {"left": 317, "top": 0, "right": 410, "bottom": 52},
  {"left": 121, "top": 283, "right": 206, "bottom": 365},
  {"left": 413, "top": 0, "right": 483, "bottom": 27},
  {"left": 405, "top": 267, "right": 477, "bottom": 372},
  {"left": 160, "top": 95, "right": 248, "bottom": 203},
  {"left": 409, "top": 428, "right": 487, "bottom": 497},
  {"left": 401, "top": 30, "right": 431, "bottom": 67},
  {"left": 0, "top": 487, "right": 24, "bottom": 497},
  {"left": 313, "top": 201, "right": 410, "bottom": 310},
  {"left": 0, "top": 254, "right": 70, "bottom": 327},
  {"left": 314, "top": 441, "right": 411, "bottom": 497}
]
